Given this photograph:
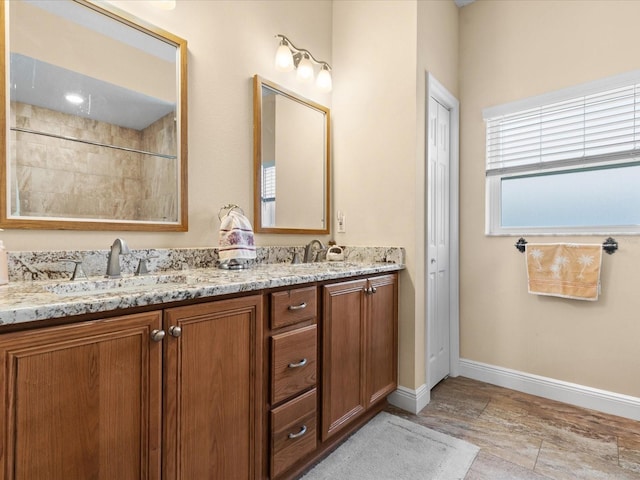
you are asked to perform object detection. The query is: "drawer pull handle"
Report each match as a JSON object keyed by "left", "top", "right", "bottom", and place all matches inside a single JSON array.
[
  {"left": 288, "top": 425, "right": 307, "bottom": 439},
  {"left": 288, "top": 302, "right": 307, "bottom": 311},
  {"left": 288, "top": 358, "right": 308, "bottom": 368}
]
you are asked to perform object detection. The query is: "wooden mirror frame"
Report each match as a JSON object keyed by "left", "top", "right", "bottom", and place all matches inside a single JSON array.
[
  {"left": 253, "top": 75, "right": 330, "bottom": 235},
  {"left": 0, "top": 0, "right": 188, "bottom": 231}
]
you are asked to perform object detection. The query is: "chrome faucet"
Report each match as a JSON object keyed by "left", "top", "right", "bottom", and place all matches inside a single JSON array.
[
  {"left": 304, "top": 239, "right": 326, "bottom": 263},
  {"left": 105, "top": 238, "right": 130, "bottom": 278}
]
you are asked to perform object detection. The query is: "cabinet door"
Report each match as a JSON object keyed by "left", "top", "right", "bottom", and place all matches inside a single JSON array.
[
  {"left": 0, "top": 312, "right": 163, "bottom": 480},
  {"left": 365, "top": 274, "right": 398, "bottom": 406},
  {"left": 163, "top": 296, "right": 263, "bottom": 480},
  {"left": 321, "top": 279, "right": 366, "bottom": 441}
]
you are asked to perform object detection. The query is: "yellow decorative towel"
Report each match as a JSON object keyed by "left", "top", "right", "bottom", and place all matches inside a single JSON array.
[{"left": 525, "top": 243, "right": 602, "bottom": 301}]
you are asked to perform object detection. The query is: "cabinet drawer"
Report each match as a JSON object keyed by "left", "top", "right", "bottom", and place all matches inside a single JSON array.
[
  {"left": 271, "top": 389, "right": 317, "bottom": 479},
  {"left": 271, "top": 324, "right": 317, "bottom": 404},
  {"left": 271, "top": 286, "right": 317, "bottom": 329}
]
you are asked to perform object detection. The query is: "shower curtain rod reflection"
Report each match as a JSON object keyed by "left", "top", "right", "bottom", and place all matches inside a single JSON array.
[
  {"left": 11, "top": 127, "right": 177, "bottom": 159},
  {"left": 515, "top": 237, "right": 618, "bottom": 255}
]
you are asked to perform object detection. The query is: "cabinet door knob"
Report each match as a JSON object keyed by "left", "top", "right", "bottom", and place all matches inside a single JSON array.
[
  {"left": 150, "top": 329, "right": 165, "bottom": 342},
  {"left": 365, "top": 286, "right": 377, "bottom": 294},
  {"left": 168, "top": 325, "right": 182, "bottom": 338},
  {"left": 288, "top": 424, "right": 307, "bottom": 439},
  {"left": 288, "top": 358, "right": 308, "bottom": 369},
  {"left": 288, "top": 302, "right": 307, "bottom": 311}
]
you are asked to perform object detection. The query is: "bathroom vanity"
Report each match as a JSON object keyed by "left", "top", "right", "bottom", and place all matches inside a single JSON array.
[{"left": 0, "top": 258, "right": 401, "bottom": 480}]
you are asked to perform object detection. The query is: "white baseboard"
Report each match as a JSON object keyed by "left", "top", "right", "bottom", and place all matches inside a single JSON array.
[
  {"left": 388, "top": 384, "right": 430, "bottom": 414},
  {"left": 459, "top": 358, "right": 640, "bottom": 421}
]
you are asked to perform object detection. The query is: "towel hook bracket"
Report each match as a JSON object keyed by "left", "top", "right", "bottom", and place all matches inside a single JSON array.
[
  {"left": 515, "top": 236, "right": 618, "bottom": 254},
  {"left": 218, "top": 203, "right": 244, "bottom": 221},
  {"left": 515, "top": 237, "right": 527, "bottom": 253},
  {"left": 603, "top": 237, "right": 618, "bottom": 255}
]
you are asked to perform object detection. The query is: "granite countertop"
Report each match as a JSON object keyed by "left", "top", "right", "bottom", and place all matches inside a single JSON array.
[{"left": 0, "top": 261, "right": 404, "bottom": 326}]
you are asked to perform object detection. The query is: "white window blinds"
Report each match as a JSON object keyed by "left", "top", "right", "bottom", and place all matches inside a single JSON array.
[
  {"left": 261, "top": 164, "right": 276, "bottom": 200},
  {"left": 485, "top": 83, "right": 640, "bottom": 176}
]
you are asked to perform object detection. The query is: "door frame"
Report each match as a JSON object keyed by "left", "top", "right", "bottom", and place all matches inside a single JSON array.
[{"left": 425, "top": 73, "right": 460, "bottom": 387}]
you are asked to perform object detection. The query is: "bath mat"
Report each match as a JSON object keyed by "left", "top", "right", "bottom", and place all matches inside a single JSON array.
[{"left": 301, "top": 411, "right": 479, "bottom": 479}]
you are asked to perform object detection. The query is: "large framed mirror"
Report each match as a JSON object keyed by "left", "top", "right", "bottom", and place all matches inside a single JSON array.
[
  {"left": 1, "top": 0, "right": 188, "bottom": 231},
  {"left": 253, "top": 75, "right": 330, "bottom": 234}
]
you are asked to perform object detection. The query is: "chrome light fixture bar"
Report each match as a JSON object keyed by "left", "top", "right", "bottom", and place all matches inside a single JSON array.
[{"left": 274, "top": 34, "right": 332, "bottom": 92}]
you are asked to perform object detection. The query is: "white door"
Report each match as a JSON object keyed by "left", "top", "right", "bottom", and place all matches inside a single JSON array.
[{"left": 427, "top": 97, "right": 451, "bottom": 389}]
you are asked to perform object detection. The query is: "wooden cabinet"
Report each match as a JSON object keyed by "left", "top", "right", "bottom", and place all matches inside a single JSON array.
[
  {"left": 365, "top": 274, "right": 399, "bottom": 405},
  {"left": 265, "top": 287, "right": 318, "bottom": 479},
  {"left": 0, "top": 270, "right": 398, "bottom": 480},
  {"left": 270, "top": 388, "right": 317, "bottom": 478},
  {"left": 321, "top": 273, "right": 398, "bottom": 441},
  {"left": 163, "top": 295, "right": 263, "bottom": 480},
  {"left": 0, "top": 295, "right": 262, "bottom": 480},
  {"left": 0, "top": 312, "right": 163, "bottom": 480},
  {"left": 271, "top": 325, "right": 317, "bottom": 405}
]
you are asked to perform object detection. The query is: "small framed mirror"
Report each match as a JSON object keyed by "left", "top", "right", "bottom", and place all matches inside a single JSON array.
[
  {"left": 2, "top": 0, "right": 188, "bottom": 231},
  {"left": 253, "top": 75, "right": 330, "bottom": 234}
]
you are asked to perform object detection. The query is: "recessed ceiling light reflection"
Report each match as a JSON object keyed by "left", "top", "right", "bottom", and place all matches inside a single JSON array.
[{"left": 65, "top": 93, "right": 84, "bottom": 105}]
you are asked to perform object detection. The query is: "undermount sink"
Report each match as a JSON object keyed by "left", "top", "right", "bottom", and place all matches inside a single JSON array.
[{"left": 44, "top": 273, "right": 191, "bottom": 296}]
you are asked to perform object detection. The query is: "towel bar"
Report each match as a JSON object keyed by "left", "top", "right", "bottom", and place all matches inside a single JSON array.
[{"left": 515, "top": 237, "right": 618, "bottom": 255}]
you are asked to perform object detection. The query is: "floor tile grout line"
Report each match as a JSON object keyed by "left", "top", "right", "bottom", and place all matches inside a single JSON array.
[{"left": 532, "top": 437, "right": 543, "bottom": 475}]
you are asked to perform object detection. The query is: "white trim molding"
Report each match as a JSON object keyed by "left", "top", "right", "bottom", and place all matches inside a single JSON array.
[
  {"left": 460, "top": 359, "right": 640, "bottom": 421},
  {"left": 482, "top": 69, "right": 640, "bottom": 119},
  {"left": 388, "top": 384, "right": 430, "bottom": 415}
]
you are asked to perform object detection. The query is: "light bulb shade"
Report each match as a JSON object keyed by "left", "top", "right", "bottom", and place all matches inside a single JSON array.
[
  {"left": 275, "top": 43, "right": 294, "bottom": 72},
  {"left": 297, "top": 55, "right": 314, "bottom": 82},
  {"left": 316, "top": 66, "right": 332, "bottom": 92}
]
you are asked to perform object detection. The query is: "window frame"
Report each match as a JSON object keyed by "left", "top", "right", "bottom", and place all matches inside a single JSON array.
[{"left": 484, "top": 70, "right": 640, "bottom": 236}]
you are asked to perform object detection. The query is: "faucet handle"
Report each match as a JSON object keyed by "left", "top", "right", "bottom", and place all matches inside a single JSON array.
[
  {"left": 61, "top": 259, "right": 88, "bottom": 281},
  {"left": 315, "top": 247, "right": 328, "bottom": 262},
  {"left": 135, "top": 255, "right": 158, "bottom": 276}
]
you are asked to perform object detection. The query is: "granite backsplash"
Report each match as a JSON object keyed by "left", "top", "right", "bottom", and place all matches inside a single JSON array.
[{"left": 8, "top": 246, "right": 405, "bottom": 282}]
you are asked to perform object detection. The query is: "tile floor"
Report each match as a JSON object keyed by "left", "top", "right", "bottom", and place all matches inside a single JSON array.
[{"left": 386, "top": 376, "right": 640, "bottom": 479}]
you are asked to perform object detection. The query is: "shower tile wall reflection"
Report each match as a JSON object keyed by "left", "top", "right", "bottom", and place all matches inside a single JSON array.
[{"left": 10, "top": 102, "right": 176, "bottom": 222}]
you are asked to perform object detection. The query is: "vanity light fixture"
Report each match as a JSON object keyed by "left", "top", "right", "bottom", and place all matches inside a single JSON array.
[
  {"left": 274, "top": 34, "right": 332, "bottom": 92},
  {"left": 316, "top": 64, "right": 332, "bottom": 92}
]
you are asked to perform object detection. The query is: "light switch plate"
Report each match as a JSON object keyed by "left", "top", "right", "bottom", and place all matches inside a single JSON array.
[{"left": 337, "top": 210, "right": 346, "bottom": 233}]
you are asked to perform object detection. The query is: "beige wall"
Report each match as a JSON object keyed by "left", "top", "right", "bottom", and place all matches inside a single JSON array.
[
  {"left": 333, "top": 1, "right": 418, "bottom": 389},
  {"left": 3, "top": 0, "right": 332, "bottom": 249},
  {"left": 275, "top": 95, "right": 325, "bottom": 229},
  {"left": 459, "top": 0, "right": 640, "bottom": 397},
  {"left": 333, "top": 0, "right": 459, "bottom": 390},
  {"left": 4, "top": 0, "right": 460, "bottom": 396},
  {"left": 12, "top": 0, "right": 632, "bottom": 403}
]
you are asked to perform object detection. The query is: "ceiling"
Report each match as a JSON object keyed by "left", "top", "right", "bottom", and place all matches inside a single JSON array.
[
  {"left": 10, "top": 53, "right": 174, "bottom": 131},
  {"left": 12, "top": 1, "right": 176, "bottom": 131}
]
